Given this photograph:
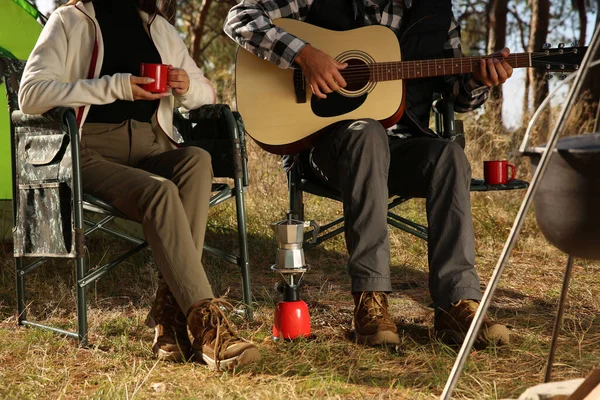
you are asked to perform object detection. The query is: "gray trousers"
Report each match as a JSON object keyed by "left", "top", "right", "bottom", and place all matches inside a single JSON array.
[
  {"left": 80, "top": 120, "right": 215, "bottom": 314},
  {"left": 309, "top": 119, "right": 483, "bottom": 308}
]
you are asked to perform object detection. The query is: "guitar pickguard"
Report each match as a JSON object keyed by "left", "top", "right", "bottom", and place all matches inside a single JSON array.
[{"left": 311, "top": 91, "right": 368, "bottom": 118}]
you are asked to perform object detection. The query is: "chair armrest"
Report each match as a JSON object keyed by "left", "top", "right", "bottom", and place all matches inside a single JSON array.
[
  {"left": 11, "top": 107, "right": 77, "bottom": 130},
  {"left": 175, "top": 105, "right": 249, "bottom": 185},
  {"left": 186, "top": 104, "right": 234, "bottom": 123}
]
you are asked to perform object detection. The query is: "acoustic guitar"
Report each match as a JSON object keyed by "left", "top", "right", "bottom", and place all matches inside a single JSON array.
[{"left": 235, "top": 18, "right": 586, "bottom": 155}]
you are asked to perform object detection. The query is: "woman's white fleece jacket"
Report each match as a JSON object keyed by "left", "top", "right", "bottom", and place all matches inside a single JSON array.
[{"left": 18, "top": 0, "right": 216, "bottom": 141}]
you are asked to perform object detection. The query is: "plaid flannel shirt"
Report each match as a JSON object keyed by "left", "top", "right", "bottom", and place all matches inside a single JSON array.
[{"left": 224, "top": 0, "right": 489, "bottom": 133}]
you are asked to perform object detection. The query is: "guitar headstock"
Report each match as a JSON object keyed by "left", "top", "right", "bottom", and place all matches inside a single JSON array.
[{"left": 531, "top": 45, "right": 588, "bottom": 72}]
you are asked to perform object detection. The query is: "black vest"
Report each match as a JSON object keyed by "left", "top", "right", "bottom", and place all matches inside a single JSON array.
[{"left": 304, "top": 0, "right": 453, "bottom": 135}]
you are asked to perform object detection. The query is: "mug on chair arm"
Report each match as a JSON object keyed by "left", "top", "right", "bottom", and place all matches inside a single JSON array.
[{"left": 484, "top": 160, "right": 516, "bottom": 185}]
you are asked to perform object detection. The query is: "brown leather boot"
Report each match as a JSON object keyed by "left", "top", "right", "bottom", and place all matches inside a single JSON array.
[
  {"left": 148, "top": 278, "right": 192, "bottom": 362},
  {"left": 187, "top": 298, "right": 260, "bottom": 371},
  {"left": 353, "top": 292, "right": 401, "bottom": 346},
  {"left": 434, "top": 299, "right": 510, "bottom": 349}
]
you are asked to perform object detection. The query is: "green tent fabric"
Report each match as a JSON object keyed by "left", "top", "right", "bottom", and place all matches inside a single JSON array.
[{"left": 0, "top": 0, "right": 43, "bottom": 200}]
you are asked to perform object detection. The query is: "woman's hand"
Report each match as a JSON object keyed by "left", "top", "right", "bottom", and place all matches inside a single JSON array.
[
  {"left": 130, "top": 76, "right": 171, "bottom": 100},
  {"left": 167, "top": 66, "right": 190, "bottom": 95}
]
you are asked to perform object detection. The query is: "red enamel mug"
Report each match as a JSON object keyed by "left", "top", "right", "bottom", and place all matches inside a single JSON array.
[
  {"left": 139, "top": 63, "right": 169, "bottom": 93},
  {"left": 484, "top": 160, "right": 516, "bottom": 185}
]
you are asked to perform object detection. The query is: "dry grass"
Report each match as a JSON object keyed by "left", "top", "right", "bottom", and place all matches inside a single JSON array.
[{"left": 0, "top": 112, "right": 599, "bottom": 400}]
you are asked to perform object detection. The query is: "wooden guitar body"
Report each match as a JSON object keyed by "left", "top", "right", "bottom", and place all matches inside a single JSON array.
[{"left": 235, "top": 18, "right": 404, "bottom": 154}]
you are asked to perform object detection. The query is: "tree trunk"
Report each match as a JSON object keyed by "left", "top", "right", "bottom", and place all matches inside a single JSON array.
[
  {"left": 521, "top": 71, "right": 531, "bottom": 128},
  {"left": 487, "top": 0, "right": 508, "bottom": 55},
  {"left": 575, "top": 0, "right": 586, "bottom": 46},
  {"left": 528, "top": 0, "right": 550, "bottom": 111},
  {"left": 487, "top": 0, "right": 508, "bottom": 125},
  {"left": 190, "top": 0, "right": 214, "bottom": 64}
]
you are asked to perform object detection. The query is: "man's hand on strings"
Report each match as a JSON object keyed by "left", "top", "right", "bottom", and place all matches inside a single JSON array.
[
  {"left": 294, "top": 44, "right": 348, "bottom": 98},
  {"left": 473, "top": 47, "right": 514, "bottom": 86}
]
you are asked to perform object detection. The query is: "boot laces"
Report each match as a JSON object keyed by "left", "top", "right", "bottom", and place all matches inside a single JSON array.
[
  {"left": 196, "top": 299, "right": 243, "bottom": 370},
  {"left": 356, "top": 292, "right": 388, "bottom": 323},
  {"left": 442, "top": 300, "right": 484, "bottom": 328},
  {"left": 455, "top": 300, "right": 479, "bottom": 319}
]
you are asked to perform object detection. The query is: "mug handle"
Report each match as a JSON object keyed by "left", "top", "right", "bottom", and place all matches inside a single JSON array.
[{"left": 507, "top": 163, "right": 516, "bottom": 182}]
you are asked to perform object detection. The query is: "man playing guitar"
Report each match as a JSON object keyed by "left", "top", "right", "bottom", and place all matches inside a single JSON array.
[{"left": 225, "top": 0, "right": 513, "bottom": 347}]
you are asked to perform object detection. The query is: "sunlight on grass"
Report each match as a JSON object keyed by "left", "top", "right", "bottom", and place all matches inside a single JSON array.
[{"left": 0, "top": 114, "right": 599, "bottom": 399}]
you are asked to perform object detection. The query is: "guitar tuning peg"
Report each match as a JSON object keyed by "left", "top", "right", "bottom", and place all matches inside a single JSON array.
[
  {"left": 543, "top": 43, "right": 552, "bottom": 49},
  {"left": 545, "top": 73, "right": 554, "bottom": 81},
  {"left": 558, "top": 43, "right": 565, "bottom": 49},
  {"left": 559, "top": 73, "right": 568, "bottom": 80}
]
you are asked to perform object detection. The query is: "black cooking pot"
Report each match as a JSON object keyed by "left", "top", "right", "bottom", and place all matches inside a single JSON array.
[{"left": 528, "top": 132, "right": 600, "bottom": 260}]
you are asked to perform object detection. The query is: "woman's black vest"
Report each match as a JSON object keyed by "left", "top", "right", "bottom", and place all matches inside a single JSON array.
[{"left": 304, "top": 0, "right": 453, "bottom": 135}]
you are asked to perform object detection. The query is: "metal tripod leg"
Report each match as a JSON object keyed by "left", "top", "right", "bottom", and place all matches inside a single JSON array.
[
  {"left": 544, "top": 255, "right": 575, "bottom": 383},
  {"left": 440, "top": 23, "right": 600, "bottom": 400}
]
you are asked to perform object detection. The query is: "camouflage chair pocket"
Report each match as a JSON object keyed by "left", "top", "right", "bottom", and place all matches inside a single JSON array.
[
  {"left": 14, "top": 129, "right": 75, "bottom": 257},
  {"left": 14, "top": 181, "right": 74, "bottom": 257},
  {"left": 17, "top": 132, "right": 70, "bottom": 183}
]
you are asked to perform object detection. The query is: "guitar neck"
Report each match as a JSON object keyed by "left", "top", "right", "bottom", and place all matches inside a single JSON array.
[{"left": 366, "top": 53, "right": 533, "bottom": 82}]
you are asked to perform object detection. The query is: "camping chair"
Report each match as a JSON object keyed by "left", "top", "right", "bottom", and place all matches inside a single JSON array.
[
  {"left": 288, "top": 96, "right": 530, "bottom": 247},
  {"left": 1, "top": 56, "right": 252, "bottom": 347}
]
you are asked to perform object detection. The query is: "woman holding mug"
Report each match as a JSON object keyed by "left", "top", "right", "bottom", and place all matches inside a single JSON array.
[{"left": 18, "top": 0, "right": 260, "bottom": 370}]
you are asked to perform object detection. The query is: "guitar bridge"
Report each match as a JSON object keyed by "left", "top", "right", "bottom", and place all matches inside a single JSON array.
[{"left": 293, "top": 69, "right": 306, "bottom": 103}]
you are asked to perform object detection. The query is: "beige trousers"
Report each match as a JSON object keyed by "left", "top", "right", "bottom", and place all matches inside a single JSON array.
[{"left": 80, "top": 120, "right": 214, "bottom": 313}]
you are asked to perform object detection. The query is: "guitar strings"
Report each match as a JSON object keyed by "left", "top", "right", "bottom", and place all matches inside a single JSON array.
[
  {"left": 337, "top": 59, "right": 576, "bottom": 75},
  {"left": 325, "top": 52, "right": 580, "bottom": 83},
  {"left": 334, "top": 50, "right": 579, "bottom": 72},
  {"left": 337, "top": 59, "right": 572, "bottom": 74},
  {"left": 330, "top": 51, "right": 579, "bottom": 75}
]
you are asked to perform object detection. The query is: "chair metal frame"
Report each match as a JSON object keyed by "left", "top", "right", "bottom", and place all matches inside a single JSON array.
[{"left": 4, "top": 55, "right": 253, "bottom": 346}]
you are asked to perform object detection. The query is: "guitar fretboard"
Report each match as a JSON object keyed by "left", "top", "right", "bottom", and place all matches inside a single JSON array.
[{"left": 364, "top": 53, "right": 533, "bottom": 82}]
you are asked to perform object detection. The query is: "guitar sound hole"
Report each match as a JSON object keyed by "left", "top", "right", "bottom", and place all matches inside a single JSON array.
[{"left": 341, "top": 59, "right": 370, "bottom": 91}]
